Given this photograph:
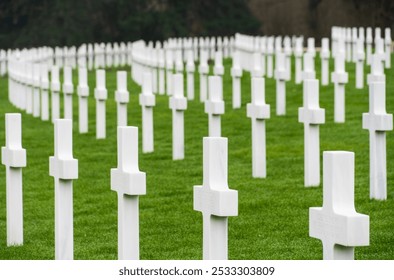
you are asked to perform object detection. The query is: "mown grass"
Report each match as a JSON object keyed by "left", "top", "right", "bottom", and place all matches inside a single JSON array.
[{"left": 0, "top": 54, "right": 393, "bottom": 260}]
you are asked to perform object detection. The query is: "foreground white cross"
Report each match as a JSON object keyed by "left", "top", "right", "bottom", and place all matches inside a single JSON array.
[
  {"left": 194, "top": 137, "right": 238, "bottom": 260},
  {"left": 309, "top": 151, "right": 369, "bottom": 260},
  {"left": 63, "top": 66, "right": 74, "bottom": 120},
  {"left": 247, "top": 78, "right": 270, "bottom": 178},
  {"left": 139, "top": 72, "right": 156, "bottom": 153},
  {"left": 77, "top": 67, "right": 89, "bottom": 133},
  {"left": 331, "top": 52, "right": 348, "bottom": 123},
  {"left": 111, "top": 126, "right": 146, "bottom": 259},
  {"left": 51, "top": 66, "right": 61, "bottom": 123},
  {"left": 169, "top": 73, "right": 187, "bottom": 160},
  {"left": 205, "top": 76, "right": 224, "bottom": 137},
  {"left": 231, "top": 51, "right": 242, "bottom": 109},
  {"left": 49, "top": 119, "right": 78, "bottom": 260},
  {"left": 1, "top": 113, "right": 26, "bottom": 246},
  {"left": 94, "top": 69, "right": 108, "bottom": 139},
  {"left": 298, "top": 79, "right": 325, "bottom": 187},
  {"left": 115, "top": 71, "right": 130, "bottom": 126},
  {"left": 362, "top": 82, "right": 393, "bottom": 200}
]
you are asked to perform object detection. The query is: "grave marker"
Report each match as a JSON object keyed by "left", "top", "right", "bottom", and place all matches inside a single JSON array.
[
  {"left": 186, "top": 50, "right": 195, "bottom": 100},
  {"left": 115, "top": 71, "right": 130, "bottom": 127},
  {"left": 165, "top": 49, "right": 174, "bottom": 96},
  {"left": 49, "top": 119, "right": 78, "bottom": 260},
  {"left": 205, "top": 76, "right": 224, "bottom": 137},
  {"left": 94, "top": 69, "right": 108, "bottom": 139},
  {"left": 355, "top": 38, "right": 365, "bottom": 89},
  {"left": 40, "top": 64, "right": 50, "bottom": 121},
  {"left": 246, "top": 78, "right": 270, "bottom": 178},
  {"left": 294, "top": 38, "right": 303, "bottom": 84},
  {"left": 63, "top": 66, "right": 74, "bottom": 120},
  {"left": 231, "top": 51, "right": 242, "bottom": 109},
  {"left": 32, "top": 64, "right": 41, "bottom": 118},
  {"left": 366, "top": 27, "right": 373, "bottom": 65},
  {"left": 309, "top": 151, "right": 369, "bottom": 260},
  {"left": 384, "top": 28, "right": 391, "bottom": 68},
  {"left": 111, "top": 126, "right": 146, "bottom": 259},
  {"left": 169, "top": 73, "right": 187, "bottom": 160},
  {"left": 302, "top": 53, "right": 316, "bottom": 80},
  {"left": 320, "top": 38, "right": 330, "bottom": 86},
  {"left": 77, "top": 67, "right": 89, "bottom": 133},
  {"left": 193, "top": 137, "right": 238, "bottom": 260},
  {"left": 275, "top": 52, "right": 287, "bottom": 115},
  {"left": 331, "top": 52, "right": 348, "bottom": 123},
  {"left": 362, "top": 82, "right": 393, "bottom": 200},
  {"left": 139, "top": 72, "right": 156, "bottom": 153},
  {"left": 1, "top": 113, "right": 26, "bottom": 246},
  {"left": 298, "top": 79, "right": 325, "bottom": 187},
  {"left": 199, "top": 50, "right": 209, "bottom": 102},
  {"left": 51, "top": 66, "right": 61, "bottom": 122}
]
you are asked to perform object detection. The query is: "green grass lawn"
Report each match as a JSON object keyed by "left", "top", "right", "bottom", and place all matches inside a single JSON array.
[{"left": 0, "top": 54, "right": 393, "bottom": 260}]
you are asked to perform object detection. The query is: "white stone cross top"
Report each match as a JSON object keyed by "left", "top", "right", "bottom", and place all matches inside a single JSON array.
[
  {"left": 49, "top": 119, "right": 78, "bottom": 260},
  {"left": 362, "top": 81, "right": 393, "bottom": 200},
  {"left": 115, "top": 71, "right": 130, "bottom": 126},
  {"left": 366, "top": 27, "right": 373, "bottom": 65},
  {"left": 25, "top": 63, "right": 33, "bottom": 115},
  {"left": 298, "top": 79, "right": 325, "bottom": 187},
  {"left": 302, "top": 53, "right": 316, "bottom": 80},
  {"left": 367, "top": 54, "right": 386, "bottom": 85},
  {"left": 247, "top": 78, "right": 270, "bottom": 178},
  {"left": 351, "top": 27, "right": 358, "bottom": 63},
  {"left": 205, "top": 76, "right": 225, "bottom": 137},
  {"left": 294, "top": 38, "right": 304, "bottom": 84},
  {"left": 307, "top": 38, "right": 316, "bottom": 58},
  {"left": 169, "top": 73, "right": 187, "bottom": 160},
  {"left": 77, "top": 67, "right": 89, "bottom": 133},
  {"left": 40, "top": 64, "right": 50, "bottom": 121},
  {"left": 111, "top": 126, "right": 146, "bottom": 259},
  {"left": 32, "top": 63, "right": 41, "bottom": 118},
  {"left": 283, "top": 36, "right": 292, "bottom": 81},
  {"left": 94, "top": 69, "right": 108, "bottom": 139},
  {"left": 320, "top": 38, "right": 330, "bottom": 86},
  {"left": 231, "top": 51, "right": 243, "bottom": 109},
  {"left": 186, "top": 50, "right": 195, "bottom": 100},
  {"left": 193, "top": 137, "right": 238, "bottom": 260},
  {"left": 165, "top": 49, "right": 174, "bottom": 96},
  {"left": 158, "top": 48, "right": 165, "bottom": 95},
  {"left": 275, "top": 52, "right": 287, "bottom": 115},
  {"left": 355, "top": 38, "right": 365, "bottom": 89},
  {"left": 175, "top": 49, "right": 184, "bottom": 73},
  {"left": 384, "top": 28, "right": 391, "bottom": 68},
  {"left": 63, "top": 66, "right": 74, "bottom": 120},
  {"left": 1, "top": 113, "right": 26, "bottom": 246},
  {"left": 309, "top": 151, "right": 369, "bottom": 260},
  {"left": 266, "top": 37, "right": 274, "bottom": 78},
  {"left": 345, "top": 28, "right": 352, "bottom": 62},
  {"left": 51, "top": 65, "right": 61, "bottom": 123},
  {"left": 331, "top": 52, "right": 348, "bottom": 123},
  {"left": 199, "top": 50, "right": 209, "bottom": 102},
  {"left": 139, "top": 72, "right": 156, "bottom": 153},
  {"left": 213, "top": 51, "right": 224, "bottom": 76}
]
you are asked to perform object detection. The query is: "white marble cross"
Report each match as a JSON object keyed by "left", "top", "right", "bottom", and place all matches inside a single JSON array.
[
  {"left": 374, "top": 38, "right": 386, "bottom": 71},
  {"left": 274, "top": 52, "right": 287, "bottom": 116},
  {"left": 32, "top": 64, "right": 41, "bottom": 118},
  {"left": 366, "top": 27, "right": 373, "bottom": 65},
  {"left": 186, "top": 50, "right": 195, "bottom": 100},
  {"left": 298, "top": 79, "right": 325, "bottom": 187},
  {"left": 205, "top": 76, "right": 224, "bottom": 137},
  {"left": 199, "top": 50, "right": 209, "bottom": 102},
  {"left": 115, "top": 71, "right": 130, "bottom": 126},
  {"left": 175, "top": 49, "right": 184, "bottom": 73},
  {"left": 94, "top": 69, "right": 108, "bottom": 139},
  {"left": 40, "top": 64, "right": 50, "bottom": 121},
  {"left": 384, "top": 28, "right": 391, "bottom": 69},
  {"left": 1, "top": 113, "right": 26, "bottom": 246},
  {"left": 213, "top": 51, "right": 224, "bottom": 77},
  {"left": 345, "top": 28, "right": 352, "bottom": 62},
  {"left": 25, "top": 63, "right": 33, "bottom": 115},
  {"left": 266, "top": 37, "right": 274, "bottom": 78},
  {"left": 246, "top": 78, "right": 270, "bottom": 178},
  {"left": 355, "top": 38, "right": 365, "bottom": 89},
  {"left": 309, "top": 151, "right": 369, "bottom": 260},
  {"left": 165, "top": 49, "right": 174, "bottom": 96},
  {"left": 231, "top": 51, "right": 242, "bottom": 109},
  {"left": 51, "top": 66, "right": 61, "bottom": 122},
  {"left": 63, "top": 66, "right": 74, "bottom": 120},
  {"left": 169, "top": 73, "right": 187, "bottom": 160},
  {"left": 77, "top": 67, "right": 89, "bottom": 133},
  {"left": 320, "top": 38, "right": 330, "bottom": 86},
  {"left": 302, "top": 52, "right": 316, "bottom": 81},
  {"left": 351, "top": 27, "right": 358, "bottom": 63},
  {"left": 367, "top": 54, "right": 386, "bottom": 86},
  {"left": 294, "top": 38, "right": 304, "bottom": 84},
  {"left": 193, "top": 137, "right": 238, "bottom": 260},
  {"left": 111, "top": 126, "right": 146, "bottom": 259},
  {"left": 283, "top": 36, "right": 292, "bottom": 81},
  {"left": 331, "top": 52, "right": 348, "bottom": 123},
  {"left": 307, "top": 38, "right": 316, "bottom": 58},
  {"left": 49, "top": 119, "right": 78, "bottom": 260},
  {"left": 362, "top": 81, "right": 393, "bottom": 200},
  {"left": 158, "top": 49, "right": 165, "bottom": 95},
  {"left": 139, "top": 72, "right": 156, "bottom": 153}
]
